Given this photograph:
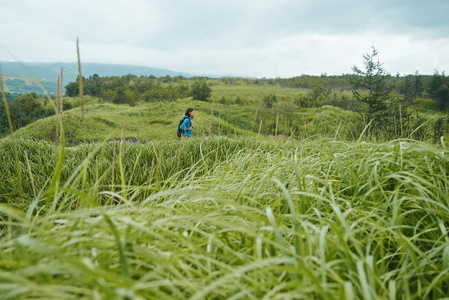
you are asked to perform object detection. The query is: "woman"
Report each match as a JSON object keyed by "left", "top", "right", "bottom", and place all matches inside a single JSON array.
[{"left": 177, "top": 108, "right": 195, "bottom": 137}]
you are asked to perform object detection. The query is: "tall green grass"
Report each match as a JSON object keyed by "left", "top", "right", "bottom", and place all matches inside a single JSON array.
[{"left": 1, "top": 135, "right": 448, "bottom": 299}]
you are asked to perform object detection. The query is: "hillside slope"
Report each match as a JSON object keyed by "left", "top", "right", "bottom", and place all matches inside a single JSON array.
[
  {"left": 12, "top": 100, "right": 259, "bottom": 142},
  {"left": 11, "top": 99, "right": 362, "bottom": 143}
]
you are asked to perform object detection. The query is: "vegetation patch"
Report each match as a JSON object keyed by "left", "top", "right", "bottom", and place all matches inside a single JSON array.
[{"left": 0, "top": 136, "right": 448, "bottom": 299}]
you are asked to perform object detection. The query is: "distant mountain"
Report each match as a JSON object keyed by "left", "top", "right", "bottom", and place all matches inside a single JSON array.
[{"left": 0, "top": 61, "right": 193, "bottom": 85}]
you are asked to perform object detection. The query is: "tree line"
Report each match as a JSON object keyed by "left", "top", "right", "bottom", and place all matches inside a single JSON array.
[
  {"left": 63, "top": 67, "right": 449, "bottom": 113},
  {"left": 64, "top": 74, "right": 212, "bottom": 106}
]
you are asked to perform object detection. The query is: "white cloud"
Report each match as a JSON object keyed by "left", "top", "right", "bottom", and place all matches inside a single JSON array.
[{"left": 1, "top": 0, "right": 448, "bottom": 77}]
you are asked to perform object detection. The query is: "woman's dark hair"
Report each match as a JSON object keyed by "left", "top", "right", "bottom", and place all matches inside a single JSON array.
[{"left": 185, "top": 108, "right": 194, "bottom": 118}]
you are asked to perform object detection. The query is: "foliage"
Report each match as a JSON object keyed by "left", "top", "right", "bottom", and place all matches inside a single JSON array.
[
  {"left": 349, "top": 47, "right": 393, "bottom": 131},
  {"left": 1, "top": 136, "right": 449, "bottom": 299},
  {"left": 428, "top": 71, "right": 449, "bottom": 111},
  {"left": 111, "top": 87, "right": 137, "bottom": 106},
  {"left": 396, "top": 71, "right": 425, "bottom": 106},
  {"left": 65, "top": 74, "right": 102, "bottom": 97},
  {"left": 190, "top": 80, "right": 212, "bottom": 101},
  {"left": 262, "top": 93, "right": 277, "bottom": 108},
  {"left": 65, "top": 74, "right": 191, "bottom": 105},
  {"left": 0, "top": 93, "right": 63, "bottom": 136}
]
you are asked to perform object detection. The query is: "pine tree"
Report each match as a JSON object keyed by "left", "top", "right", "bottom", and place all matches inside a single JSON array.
[{"left": 350, "top": 46, "right": 393, "bottom": 131}]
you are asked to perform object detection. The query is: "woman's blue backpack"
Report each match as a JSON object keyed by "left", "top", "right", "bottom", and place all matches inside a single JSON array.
[{"left": 177, "top": 116, "right": 189, "bottom": 137}]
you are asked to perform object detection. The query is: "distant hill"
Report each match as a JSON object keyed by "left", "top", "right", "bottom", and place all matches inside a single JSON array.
[{"left": 0, "top": 61, "right": 192, "bottom": 94}]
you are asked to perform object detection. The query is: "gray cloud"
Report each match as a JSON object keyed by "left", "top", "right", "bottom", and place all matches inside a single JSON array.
[{"left": 1, "top": 0, "right": 448, "bottom": 77}]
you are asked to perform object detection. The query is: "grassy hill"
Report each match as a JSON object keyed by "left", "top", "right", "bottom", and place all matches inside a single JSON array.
[
  {"left": 3, "top": 73, "right": 446, "bottom": 144},
  {"left": 11, "top": 96, "right": 362, "bottom": 143}
]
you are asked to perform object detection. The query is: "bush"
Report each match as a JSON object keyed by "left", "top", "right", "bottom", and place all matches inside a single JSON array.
[{"left": 191, "top": 80, "right": 212, "bottom": 101}]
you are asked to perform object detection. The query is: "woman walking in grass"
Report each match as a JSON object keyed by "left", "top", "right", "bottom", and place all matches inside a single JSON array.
[{"left": 177, "top": 108, "right": 195, "bottom": 137}]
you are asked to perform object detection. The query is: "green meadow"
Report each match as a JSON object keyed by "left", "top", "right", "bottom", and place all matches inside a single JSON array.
[{"left": 1, "top": 74, "right": 449, "bottom": 299}]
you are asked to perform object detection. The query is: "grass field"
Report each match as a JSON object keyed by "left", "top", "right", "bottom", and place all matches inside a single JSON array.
[
  {"left": 10, "top": 96, "right": 364, "bottom": 143},
  {"left": 1, "top": 74, "right": 449, "bottom": 299},
  {"left": 1, "top": 133, "right": 448, "bottom": 299}
]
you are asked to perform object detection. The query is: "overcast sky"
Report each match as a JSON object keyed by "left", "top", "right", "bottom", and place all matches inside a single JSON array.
[{"left": 1, "top": 0, "right": 448, "bottom": 78}]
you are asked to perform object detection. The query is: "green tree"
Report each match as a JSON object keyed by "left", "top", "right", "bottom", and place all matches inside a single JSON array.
[
  {"left": 235, "top": 96, "right": 244, "bottom": 106},
  {"left": 262, "top": 93, "right": 277, "bottom": 108},
  {"left": 219, "top": 96, "right": 227, "bottom": 105},
  {"left": 65, "top": 79, "right": 80, "bottom": 97},
  {"left": 2, "top": 93, "right": 50, "bottom": 133},
  {"left": 84, "top": 74, "right": 101, "bottom": 96},
  {"left": 311, "top": 84, "right": 326, "bottom": 102},
  {"left": 191, "top": 80, "right": 212, "bottom": 101},
  {"left": 429, "top": 71, "right": 449, "bottom": 111},
  {"left": 112, "top": 87, "right": 137, "bottom": 106},
  {"left": 436, "top": 84, "right": 449, "bottom": 111},
  {"left": 398, "top": 72, "right": 423, "bottom": 106},
  {"left": 65, "top": 74, "right": 101, "bottom": 97},
  {"left": 350, "top": 46, "right": 392, "bottom": 130}
]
